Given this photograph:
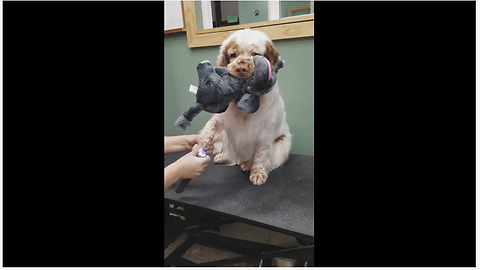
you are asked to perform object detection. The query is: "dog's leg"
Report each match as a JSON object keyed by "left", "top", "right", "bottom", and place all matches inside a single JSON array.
[
  {"left": 199, "top": 118, "right": 232, "bottom": 164},
  {"left": 199, "top": 118, "right": 220, "bottom": 142},
  {"left": 212, "top": 128, "right": 237, "bottom": 164},
  {"left": 249, "top": 144, "right": 270, "bottom": 185},
  {"left": 212, "top": 130, "right": 231, "bottom": 164}
]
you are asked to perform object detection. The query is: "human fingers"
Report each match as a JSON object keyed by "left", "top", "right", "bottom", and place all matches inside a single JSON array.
[
  {"left": 192, "top": 141, "right": 210, "bottom": 158},
  {"left": 202, "top": 154, "right": 211, "bottom": 165}
]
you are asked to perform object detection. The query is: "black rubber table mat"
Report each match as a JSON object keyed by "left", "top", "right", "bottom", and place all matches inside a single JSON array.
[{"left": 164, "top": 151, "right": 314, "bottom": 240}]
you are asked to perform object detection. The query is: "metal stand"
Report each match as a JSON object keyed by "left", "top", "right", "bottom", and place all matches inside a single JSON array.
[{"left": 164, "top": 215, "right": 314, "bottom": 267}]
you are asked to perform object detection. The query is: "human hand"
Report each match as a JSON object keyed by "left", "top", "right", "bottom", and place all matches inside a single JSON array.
[
  {"left": 186, "top": 134, "right": 214, "bottom": 155},
  {"left": 176, "top": 140, "right": 211, "bottom": 179},
  {"left": 184, "top": 134, "right": 200, "bottom": 150}
]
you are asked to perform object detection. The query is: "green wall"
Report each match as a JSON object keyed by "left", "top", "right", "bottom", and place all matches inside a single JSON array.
[
  {"left": 164, "top": 32, "right": 314, "bottom": 156},
  {"left": 280, "top": 1, "right": 312, "bottom": 18},
  {"left": 238, "top": 1, "right": 268, "bottom": 25}
]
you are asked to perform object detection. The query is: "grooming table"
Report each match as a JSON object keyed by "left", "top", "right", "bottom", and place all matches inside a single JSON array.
[{"left": 164, "top": 151, "right": 314, "bottom": 266}]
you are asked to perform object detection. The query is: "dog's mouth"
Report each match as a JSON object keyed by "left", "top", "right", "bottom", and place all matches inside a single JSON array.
[{"left": 227, "top": 57, "right": 254, "bottom": 78}]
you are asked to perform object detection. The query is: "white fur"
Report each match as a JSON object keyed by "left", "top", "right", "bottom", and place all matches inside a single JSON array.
[{"left": 199, "top": 29, "right": 292, "bottom": 185}]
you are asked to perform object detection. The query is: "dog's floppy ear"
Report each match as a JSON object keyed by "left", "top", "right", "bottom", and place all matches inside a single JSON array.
[
  {"left": 217, "top": 52, "right": 229, "bottom": 67},
  {"left": 217, "top": 41, "right": 233, "bottom": 67},
  {"left": 217, "top": 40, "right": 242, "bottom": 67},
  {"left": 264, "top": 41, "right": 280, "bottom": 73}
]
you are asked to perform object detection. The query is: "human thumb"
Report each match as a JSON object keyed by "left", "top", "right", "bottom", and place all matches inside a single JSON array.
[{"left": 191, "top": 141, "right": 204, "bottom": 156}]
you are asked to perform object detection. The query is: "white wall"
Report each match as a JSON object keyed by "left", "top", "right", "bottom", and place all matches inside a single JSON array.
[{"left": 164, "top": 1, "right": 183, "bottom": 31}]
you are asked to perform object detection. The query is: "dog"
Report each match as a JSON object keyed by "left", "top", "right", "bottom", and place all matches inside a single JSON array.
[{"left": 199, "top": 29, "right": 292, "bottom": 186}]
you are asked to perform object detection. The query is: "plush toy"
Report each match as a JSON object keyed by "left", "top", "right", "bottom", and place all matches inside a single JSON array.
[{"left": 175, "top": 55, "right": 284, "bottom": 129}]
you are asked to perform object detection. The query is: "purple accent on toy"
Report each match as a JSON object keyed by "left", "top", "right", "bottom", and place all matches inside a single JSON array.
[{"left": 264, "top": 56, "right": 272, "bottom": 81}]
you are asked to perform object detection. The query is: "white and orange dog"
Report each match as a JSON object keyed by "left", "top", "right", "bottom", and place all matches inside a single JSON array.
[{"left": 200, "top": 29, "right": 292, "bottom": 185}]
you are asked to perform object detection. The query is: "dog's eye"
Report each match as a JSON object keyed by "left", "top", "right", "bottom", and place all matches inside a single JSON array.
[{"left": 251, "top": 52, "right": 261, "bottom": 56}]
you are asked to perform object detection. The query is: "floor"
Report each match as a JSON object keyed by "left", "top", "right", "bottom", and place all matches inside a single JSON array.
[
  {"left": 164, "top": 220, "right": 301, "bottom": 267},
  {"left": 164, "top": 203, "right": 308, "bottom": 267},
  {"left": 164, "top": 231, "right": 260, "bottom": 266}
]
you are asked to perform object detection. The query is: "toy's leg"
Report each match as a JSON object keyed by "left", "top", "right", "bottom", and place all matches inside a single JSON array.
[
  {"left": 235, "top": 94, "right": 260, "bottom": 114},
  {"left": 175, "top": 103, "right": 204, "bottom": 129},
  {"left": 183, "top": 103, "right": 204, "bottom": 121}
]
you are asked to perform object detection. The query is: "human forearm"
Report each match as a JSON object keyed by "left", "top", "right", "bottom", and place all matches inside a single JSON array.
[
  {"left": 164, "top": 142, "right": 211, "bottom": 192},
  {"left": 164, "top": 163, "right": 181, "bottom": 191}
]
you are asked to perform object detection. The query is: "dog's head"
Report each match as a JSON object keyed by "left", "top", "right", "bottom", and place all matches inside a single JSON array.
[{"left": 217, "top": 29, "right": 281, "bottom": 78}]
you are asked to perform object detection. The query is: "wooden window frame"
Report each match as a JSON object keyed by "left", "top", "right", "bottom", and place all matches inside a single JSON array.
[{"left": 181, "top": 1, "right": 314, "bottom": 48}]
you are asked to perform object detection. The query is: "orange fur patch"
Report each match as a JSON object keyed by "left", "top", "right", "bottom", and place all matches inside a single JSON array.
[
  {"left": 274, "top": 134, "right": 286, "bottom": 143},
  {"left": 218, "top": 41, "right": 238, "bottom": 66}
]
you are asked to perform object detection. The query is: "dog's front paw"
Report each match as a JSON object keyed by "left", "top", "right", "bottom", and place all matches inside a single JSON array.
[
  {"left": 249, "top": 170, "right": 268, "bottom": 185},
  {"left": 240, "top": 160, "right": 252, "bottom": 171},
  {"left": 214, "top": 153, "right": 230, "bottom": 164}
]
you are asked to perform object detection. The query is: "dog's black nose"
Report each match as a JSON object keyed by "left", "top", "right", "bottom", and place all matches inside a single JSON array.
[
  {"left": 236, "top": 66, "right": 247, "bottom": 73},
  {"left": 235, "top": 65, "right": 249, "bottom": 77}
]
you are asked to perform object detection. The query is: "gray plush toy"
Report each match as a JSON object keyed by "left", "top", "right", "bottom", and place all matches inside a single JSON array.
[
  {"left": 175, "top": 55, "right": 284, "bottom": 129},
  {"left": 237, "top": 55, "right": 284, "bottom": 113}
]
